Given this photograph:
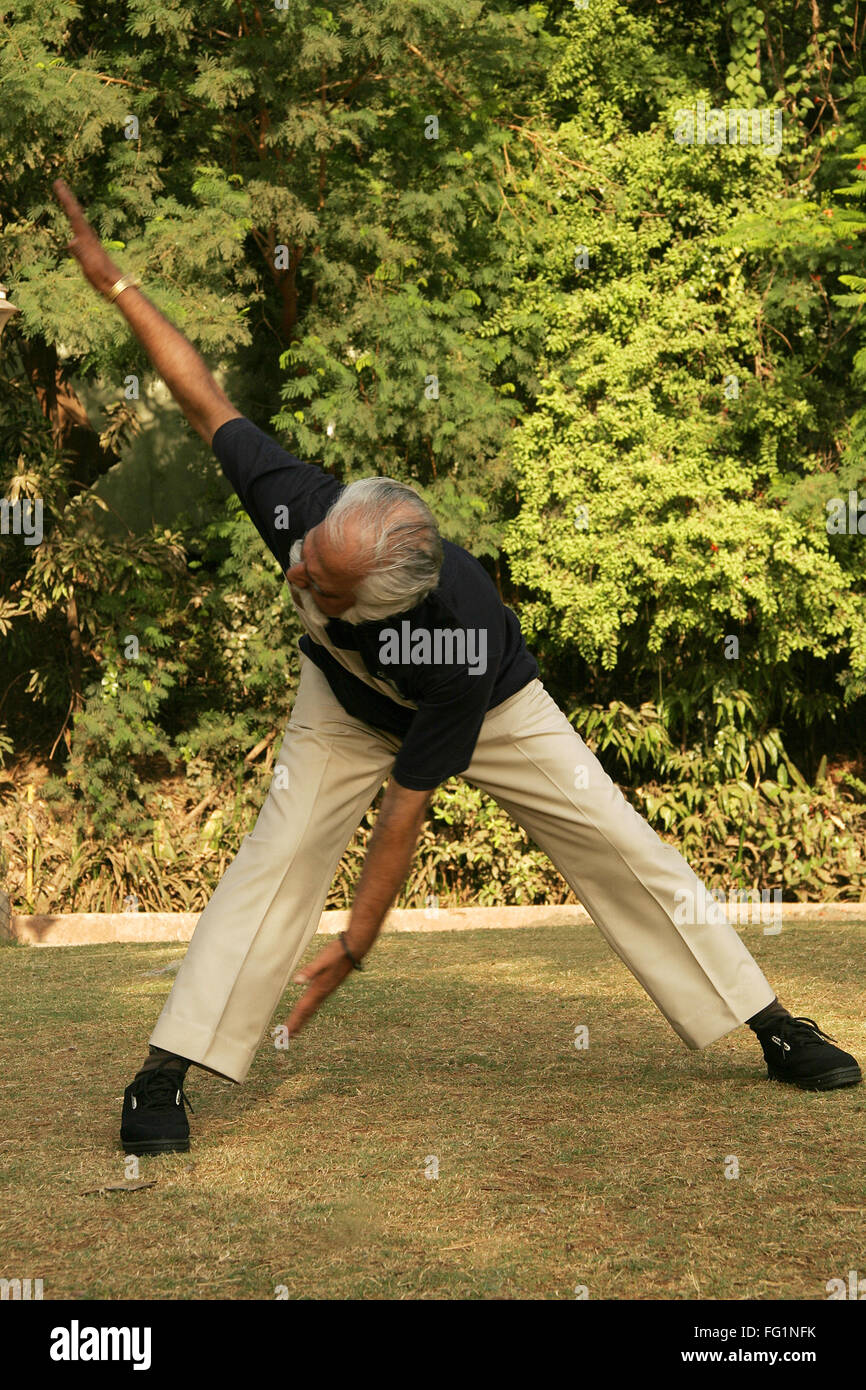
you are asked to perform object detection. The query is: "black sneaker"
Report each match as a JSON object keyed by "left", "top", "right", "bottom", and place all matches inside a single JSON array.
[
  {"left": 757, "top": 1015, "right": 862, "bottom": 1092},
  {"left": 120, "top": 1067, "right": 194, "bottom": 1155}
]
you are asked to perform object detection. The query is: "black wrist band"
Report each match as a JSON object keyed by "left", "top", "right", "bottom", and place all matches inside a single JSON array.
[{"left": 338, "top": 932, "right": 364, "bottom": 970}]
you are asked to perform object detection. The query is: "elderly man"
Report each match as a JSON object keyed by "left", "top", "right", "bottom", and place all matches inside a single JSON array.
[{"left": 51, "top": 181, "right": 861, "bottom": 1158}]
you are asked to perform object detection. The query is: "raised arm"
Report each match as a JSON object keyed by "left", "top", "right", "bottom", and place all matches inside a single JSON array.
[{"left": 53, "top": 179, "right": 242, "bottom": 446}]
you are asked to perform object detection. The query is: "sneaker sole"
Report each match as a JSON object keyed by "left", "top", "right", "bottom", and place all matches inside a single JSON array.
[
  {"left": 121, "top": 1137, "right": 190, "bottom": 1155},
  {"left": 767, "top": 1064, "right": 862, "bottom": 1092}
]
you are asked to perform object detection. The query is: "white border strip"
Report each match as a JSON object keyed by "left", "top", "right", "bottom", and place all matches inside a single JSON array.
[{"left": 3, "top": 901, "right": 866, "bottom": 947}]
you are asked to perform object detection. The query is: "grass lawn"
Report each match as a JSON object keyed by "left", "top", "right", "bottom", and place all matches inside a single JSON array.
[{"left": 0, "top": 922, "right": 864, "bottom": 1301}]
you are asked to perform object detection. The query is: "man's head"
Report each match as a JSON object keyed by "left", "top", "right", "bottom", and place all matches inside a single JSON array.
[{"left": 283, "top": 477, "right": 443, "bottom": 626}]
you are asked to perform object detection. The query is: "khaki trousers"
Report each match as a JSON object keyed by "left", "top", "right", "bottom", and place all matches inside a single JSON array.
[{"left": 150, "top": 653, "right": 775, "bottom": 1081}]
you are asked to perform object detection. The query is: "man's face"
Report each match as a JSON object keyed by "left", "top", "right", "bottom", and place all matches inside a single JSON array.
[{"left": 283, "top": 523, "right": 365, "bottom": 620}]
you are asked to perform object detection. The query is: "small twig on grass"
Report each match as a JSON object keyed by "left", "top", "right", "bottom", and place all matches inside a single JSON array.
[{"left": 81, "top": 1181, "right": 158, "bottom": 1196}]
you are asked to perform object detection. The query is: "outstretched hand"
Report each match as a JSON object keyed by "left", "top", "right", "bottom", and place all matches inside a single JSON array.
[
  {"left": 53, "top": 178, "right": 122, "bottom": 298},
  {"left": 284, "top": 938, "right": 356, "bottom": 1037}
]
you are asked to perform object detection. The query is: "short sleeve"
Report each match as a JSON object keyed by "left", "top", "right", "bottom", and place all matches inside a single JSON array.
[{"left": 212, "top": 417, "right": 342, "bottom": 569}]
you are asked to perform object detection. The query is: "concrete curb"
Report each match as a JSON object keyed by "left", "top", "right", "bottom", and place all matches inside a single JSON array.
[{"left": 3, "top": 901, "right": 866, "bottom": 946}]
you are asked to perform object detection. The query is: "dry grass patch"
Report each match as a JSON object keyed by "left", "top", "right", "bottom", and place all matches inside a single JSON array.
[{"left": 0, "top": 923, "right": 863, "bottom": 1299}]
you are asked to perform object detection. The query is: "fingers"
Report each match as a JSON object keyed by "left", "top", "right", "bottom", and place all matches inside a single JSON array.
[
  {"left": 285, "top": 947, "right": 353, "bottom": 1036},
  {"left": 284, "top": 991, "right": 321, "bottom": 1037},
  {"left": 292, "top": 941, "right": 343, "bottom": 986},
  {"left": 293, "top": 962, "right": 319, "bottom": 986},
  {"left": 286, "top": 976, "right": 335, "bottom": 1036},
  {"left": 52, "top": 178, "right": 90, "bottom": 235}
]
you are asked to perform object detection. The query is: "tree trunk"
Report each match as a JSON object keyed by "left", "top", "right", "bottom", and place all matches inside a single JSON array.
[
  {"left": 66, "top": 587, "right": 84, "bottom": 718},
  {"left": 18, "top": 336, "right": 120, "bottom": 495}
]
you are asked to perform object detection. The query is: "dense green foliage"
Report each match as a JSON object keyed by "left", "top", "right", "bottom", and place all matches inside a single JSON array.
[{"left": 1, "top": 0, "right": 865, "bottom": 909}]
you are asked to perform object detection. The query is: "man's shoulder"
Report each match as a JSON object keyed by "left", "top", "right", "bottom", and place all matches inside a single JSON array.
[
  {"left": 431, "top": 539, "right": 502, "bottom": 615},
  {"left": 437, "top": 537, "right": 497, "bottom": 585},
  {"left": 212, "top": 415, "right": 311, "bottom": 470}
]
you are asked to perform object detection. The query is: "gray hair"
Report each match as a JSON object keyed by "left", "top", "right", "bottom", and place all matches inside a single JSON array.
[{"left": 323, "top": 477, "right": 443, "bottom": 620}]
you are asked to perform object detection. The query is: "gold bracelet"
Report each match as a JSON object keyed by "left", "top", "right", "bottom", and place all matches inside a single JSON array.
[{"left": 106, "top": 274, "right": 141, "bottom": 303}]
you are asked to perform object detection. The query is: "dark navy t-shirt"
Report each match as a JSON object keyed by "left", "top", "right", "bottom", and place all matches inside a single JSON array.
[{"left": 213, "top": 418, "right": 538, "bottom": 790}]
